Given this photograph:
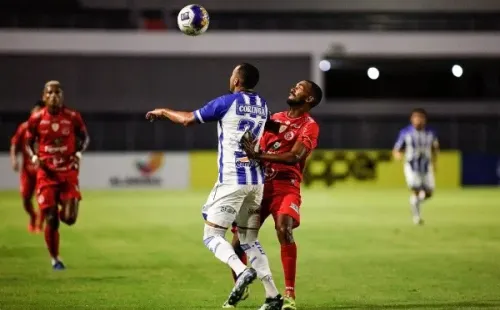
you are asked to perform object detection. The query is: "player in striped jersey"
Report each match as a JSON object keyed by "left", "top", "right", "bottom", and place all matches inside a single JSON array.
[
  {"left": 393, "top": 108, "right": 439, "bottom": 225},
  {"left": 146, "top": 63, "right": 283, "bottom": 310}
]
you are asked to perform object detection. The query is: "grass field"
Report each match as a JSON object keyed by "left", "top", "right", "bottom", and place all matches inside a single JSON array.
[{"left": 1, "top": 188, "right": 500, "bottom": 310}]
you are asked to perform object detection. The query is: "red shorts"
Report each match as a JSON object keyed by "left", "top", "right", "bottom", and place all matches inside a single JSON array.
[
  {"left": 36, "top": 169, "right": 81, "bottom": 210},
  {"left": 260, "top": 180, "right": 302, "bottom": 228},
  {"left": 20, "top": 169, "right": 37, "bottom": 199}
]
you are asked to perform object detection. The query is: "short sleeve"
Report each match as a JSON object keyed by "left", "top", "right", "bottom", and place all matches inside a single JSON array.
[
  {"left": 298, "top": 121, "right": 319, "bottom": 151},
  {"left": 11, "top": 123, "right": 26, "bottom": 146},
  {"left": 393, "top": 129, "right": 406, "bottom": 150},
  {"left": 73, "top": 112, "right": 88, "bottom": 133},
  {"left": 25, "top": 114, "right": 39, "bottom": 140},
  {"left": 193, "top": 95, "right": 234, "bottom": 123}
]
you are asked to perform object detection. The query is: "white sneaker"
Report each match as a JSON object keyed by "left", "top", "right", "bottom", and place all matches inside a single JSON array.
[{"left": 413, "top": 216, "right": 424, "bottom": 225}]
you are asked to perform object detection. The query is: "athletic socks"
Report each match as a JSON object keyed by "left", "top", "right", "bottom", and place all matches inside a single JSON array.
[{"left": 281, "top": 243, "right": 297, "bottom": 298}]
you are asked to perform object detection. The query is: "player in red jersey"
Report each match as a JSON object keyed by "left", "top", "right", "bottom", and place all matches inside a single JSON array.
[
  {"left": 10, "top": 100, "right": 45, "bottom": 233},
  {"left": 231, "top": 80, "right": 322, "bottom": 310},
  {"left": 25, "top": 81, "right": 90, "bottom": 270}
]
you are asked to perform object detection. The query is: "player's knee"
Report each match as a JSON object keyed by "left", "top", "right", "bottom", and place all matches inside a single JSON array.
[
  {"left": 44, "top": 208, "right": 59, "bottom": 229},
  {"left": 276, "top": 223, "right": 294, "bottom": 244},
  {"left": 64, "top": 216, "right": 77, "bottom": 226},
  {"left": 22, "top": 197, "right": 32, "bottom": 206},
  {"left": 237, "top": 228, "right": 258, "bottom": 245},
  {"left": 203, "top": 224, "right": 226, "bottom": 251},
  {"left": 425, "top": 191, "right": 433, "bottom": 199}
]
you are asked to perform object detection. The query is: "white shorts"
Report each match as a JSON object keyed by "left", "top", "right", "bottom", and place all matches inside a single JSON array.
[
  {"left": 201, "top": 183, "right": 263, "bottom": 229},
  {"left": 404, "top": 163, "right": 435, "bottom": 190}
]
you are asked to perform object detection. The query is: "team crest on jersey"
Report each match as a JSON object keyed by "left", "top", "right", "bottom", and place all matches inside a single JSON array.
[
  {"left": 279, "top": 125, "right": 288, "bottom": 133},
  {"left": 51, "top": 123, "right": 60, "bottom": 131},
  {"left": 284, "top": 131, "right": 295, "bottom": 141}
]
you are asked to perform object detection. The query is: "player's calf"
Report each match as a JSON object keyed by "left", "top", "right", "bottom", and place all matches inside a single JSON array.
[
  {"left": 59, "top": 199, "right": 79, "bottom": 226},
  {"left": 43, "top": 207, "right": 64, "bottom": 269},
  {"left": 22, "top": 196, "right": 37, "bottom": 232},
  {"left": 276, "top": 214, "right": 298, "bottom": 300}
]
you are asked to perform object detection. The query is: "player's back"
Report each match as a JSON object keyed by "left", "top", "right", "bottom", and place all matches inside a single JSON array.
[
  {"left": 260, "top": 111, "right": 319, "bottom": 183},
  {"left": 194, "top": 91, "right": 269, "bottom": 185}
]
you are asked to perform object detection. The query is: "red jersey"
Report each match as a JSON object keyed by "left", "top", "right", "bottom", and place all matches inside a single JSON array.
[
  {"left": 11, "top": 121, "right": 37, "bottom": 173},
  {"left": 260, "top": 111, "right": 319, "bottom": 183},
  {"left": 26, "top": 107, "right": 88, "bottom": 172}
]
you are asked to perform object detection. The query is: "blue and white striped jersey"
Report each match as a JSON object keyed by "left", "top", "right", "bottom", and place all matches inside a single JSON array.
[
  {"left": 194, "top": 91, "right": 269, "bottom": 185},
  {"left": 394, "top": 125, "right": 438, "bottom": 173}
]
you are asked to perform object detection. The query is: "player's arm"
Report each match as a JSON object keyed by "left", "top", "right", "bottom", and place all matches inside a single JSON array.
[
  {"left": 431, "top": 136, "right": 440, "bottom": 169},
  {"left": 74, "top": 112, "right": 90, "bottom": 158},
  {"left": 25, "top": 117, "right": 39, "bottom": 165},
  {"left": 245, "top": 121, "right": 319, "bottom": 165},
  {"left": 146, "top": 108, "right": 196, "bottom": 127},
  {"left": 9, "top": 124, "right": 24, "bottom": 171},
  {"left": 146, "top": 95, "right": 232, "bottom": 126},
  {"left": 392, "top": 131, "right": 405, "bottom": 161}
]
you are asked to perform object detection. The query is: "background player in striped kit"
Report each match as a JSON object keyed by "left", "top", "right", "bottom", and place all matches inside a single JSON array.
[
  {"left": 145, "top": 63, "right": 283, "bottom": 310},
  {"left": 393, "top": 108, "right": 440, "bottom": 225}
]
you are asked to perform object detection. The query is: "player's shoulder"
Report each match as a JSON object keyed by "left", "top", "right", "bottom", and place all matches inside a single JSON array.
[
  {"left": 62, "top": 107, "right": 79, "bottom": 116},
  {"left": 424, "top": 126, "right": 437, "bottom": 136},
  {"left": 304, "top": 114, "right": 318, "bottom": 126},
  {"left": 271, "top": 111, "right": 287, "bottom": 121},
  {"left": 28, "top": 108, "right": 45, "bottom": 122},
  {"left": 19, "top": 121, "right": 29, "bottom": 129},
  {"left": 399, "top": 125, "right": 413, "bottom": 135}
]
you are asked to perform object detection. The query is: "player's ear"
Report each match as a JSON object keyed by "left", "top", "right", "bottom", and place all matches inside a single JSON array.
[{"left": 305, "top": 95, "right": 314, "bottom": 103}]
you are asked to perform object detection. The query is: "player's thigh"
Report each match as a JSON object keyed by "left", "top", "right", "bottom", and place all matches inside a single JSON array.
[
  {"left": 236, "top": 184, "right": 264, "bottom": 230},
  {"left": 20, "top": 171, "right": 36, "bottom": 199},
  {"left": 423, "top": 170, "right": 436, "bottom": 193},
  {"left": 277, "top": 192, "right": 302, "bottom": 228},
  {"left": 202, "top": 183, "right": 247, "bottom": 228},
  {"left": 36, "top": 184, "right": 58, "bottom": 210},
  {"left": 404, "top": 163, "right": 423, "bottom": 189},
  {"left": 59, "top": 172, "right": 82, "bottom": 203}
]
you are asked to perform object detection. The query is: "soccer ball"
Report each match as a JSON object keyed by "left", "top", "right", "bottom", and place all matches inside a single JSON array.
[{"left": 177, "top": 4, "right": 209, "bottom": 36}]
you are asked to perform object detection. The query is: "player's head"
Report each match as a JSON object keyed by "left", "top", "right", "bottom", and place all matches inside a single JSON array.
[
  {"left": 287, "top": 80, "right": 323, "bottom": 109},
  {"left": 43, "top": 80, "right": 63, "bottom": 108},
  {"left": 230, "top": 63, "right": 260, "bottom": 92},
  {"left": 410, "top": 108, "right": 428, "bottom": 130},
  {"left": 31, "top": 100, "right": 45, "bottom": 114}
]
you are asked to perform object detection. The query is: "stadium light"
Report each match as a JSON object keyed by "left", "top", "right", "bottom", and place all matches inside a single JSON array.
[
  {"left": 452, "top": 64, "right": 463, "bottom": 78},
  {"left": 319, "top": 60, "right": 331, "bottom": 72},
  {"left": 367, "top": 67, "right": 380, "bottom": 80}
]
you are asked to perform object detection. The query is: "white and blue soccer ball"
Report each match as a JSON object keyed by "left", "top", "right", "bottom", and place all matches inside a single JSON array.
[{"left": 177, "top": 4, "right": 210, "bottom": 36}]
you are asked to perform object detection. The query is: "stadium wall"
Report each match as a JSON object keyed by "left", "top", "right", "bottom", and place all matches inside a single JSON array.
[{"left": 2, "top": 151, "right": 498, "bottom": 190}]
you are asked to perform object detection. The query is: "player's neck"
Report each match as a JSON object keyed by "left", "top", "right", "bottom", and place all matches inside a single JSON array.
[
  {"left": 287, "top": 108, "right": 307, "bottom": 119},
  {"left": 47, "top": 106, "right": 62, "bottom": 115},
  {"left": 234, "top": 87, "right": 253, "bottom": 93}
]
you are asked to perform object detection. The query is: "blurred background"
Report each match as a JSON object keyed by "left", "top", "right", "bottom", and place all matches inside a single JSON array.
[
  {"left": 1, "top": 1, "right": 500, "bottom": 309},
  {"left": 1, "top": 0, "right": 499, "bottom": 189}
]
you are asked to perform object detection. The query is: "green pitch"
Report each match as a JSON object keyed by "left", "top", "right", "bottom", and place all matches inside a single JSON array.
[{"left": 0, "top": 189, "right": 499, "bottom": 310}]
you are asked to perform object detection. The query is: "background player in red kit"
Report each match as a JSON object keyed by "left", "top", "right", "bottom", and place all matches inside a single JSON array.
[
  {"left": 26, "top": 81, "right": 90, "bottom": 270},
  {"left": 10, "top": 100, "right": 45, "bottom": 233},
  {"left": 236, "top": 80, "right": 322, "bottom": 310}
]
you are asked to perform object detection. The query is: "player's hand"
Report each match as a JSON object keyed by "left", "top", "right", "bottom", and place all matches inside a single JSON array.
[
  {"left": 145, "top": 109, "right": 165, "bottom": 122},
  {"left": 11, "top": 159, "right": 19, "bottom": 172},
  {"left": 242, "top": 137, "right": 259, "bottom": 159},
  {"left": 31, "top": 155, "right": 40, "bottom": 167},
  {"left": 393, "top": 151, "right": 402, "bottom": 161}
]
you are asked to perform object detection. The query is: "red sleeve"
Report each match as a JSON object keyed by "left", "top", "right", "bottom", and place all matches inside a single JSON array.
[
  {"left": 10, "top": 123, "right": 27, "bottom": 147},
  {"left": 25, "top": 115, "right": 38, "bottom": 141},
  {"left": 73, "top": 112, "right": 88, "bottom": 134},
  {"left": 297, "top": 121, "right": 319, "bottom": 151}
]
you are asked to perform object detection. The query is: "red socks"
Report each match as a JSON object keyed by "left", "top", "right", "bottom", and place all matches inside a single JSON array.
[
  {"left": 23, "top": 200, "right": 36, "bottom": 226},
  {"left": 281, "top": 243, "right": 297, "bottom": 298},
  {"left": 44, "top": 226, "right": 59, "bottom": 259}
]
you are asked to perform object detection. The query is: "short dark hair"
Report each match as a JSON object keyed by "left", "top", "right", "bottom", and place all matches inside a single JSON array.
[
  {"left": 305, "top": 80, "right": 323, "bottom": 107},
  {"left": 411, "top": 108, "right": 428, "bottom": 117},
  {"left": 237, "top": 63, "right": 260, "bottom": 89},
  {"left": 34, "top": 100, "right": 45, "bottom": 109}
]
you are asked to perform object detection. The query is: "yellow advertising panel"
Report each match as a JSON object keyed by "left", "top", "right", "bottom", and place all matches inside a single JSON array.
[
  {"left": 189, "top": 150, "right": 461, "bottom": 189},
  {"left": 304, "top": 150, "right": 460, "bottom": 189},
  {"left": 190, "top": 151, "right": 218, "bottom": 189}
]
